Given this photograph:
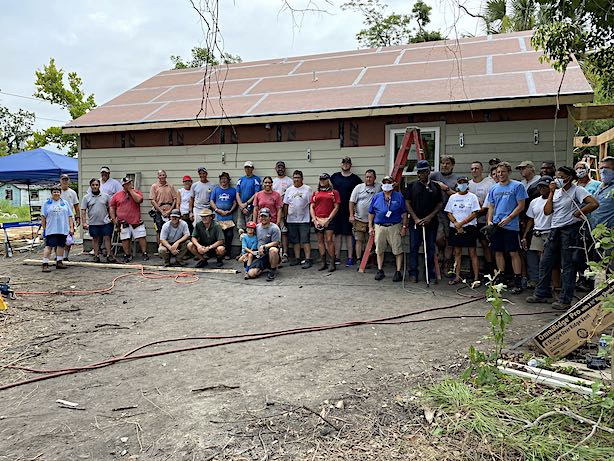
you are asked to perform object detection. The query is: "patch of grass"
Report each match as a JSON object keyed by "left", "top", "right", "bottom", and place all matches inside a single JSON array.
[
  {"left": 0, "top": 199, "right": 31, "bottom": 223},
  {"left": 423, "top": 376, "right": 614, "bottom": 461}
]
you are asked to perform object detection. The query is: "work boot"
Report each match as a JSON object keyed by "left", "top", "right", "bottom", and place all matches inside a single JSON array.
[
  {"left": 393, "top": 271, "right": 403, "bottom": 282},
  {"left": 163, "top": 258, "right": 172, "bottom": 267},
  {"left": 374, "top": 269, "right": 385, "bottom": 281},
  {"left": 551, "top": 301, "right": 571, "bottom": 311},
  {"left": 42, "top": 263, "right": 51, "bottom": 273},
  {"left": 56, "top": 260, "right": 67, "bottom": 269},
  {"left": 328, "top": 263, "right": 336, "bottom": 272},
  {"left": 526, "top": 295, "right": 553, "bottom": 303},
  {"left": 318, "top": 255, "right": 328, "bottom": 271}
]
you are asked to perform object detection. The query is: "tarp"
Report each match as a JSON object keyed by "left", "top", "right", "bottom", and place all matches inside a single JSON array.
[{"left": 0, "top": 148, "right": 77, "bottom": 183}]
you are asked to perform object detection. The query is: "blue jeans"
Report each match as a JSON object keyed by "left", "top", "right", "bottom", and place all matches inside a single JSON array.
[
  {"left": 409, "top": 225, "right": 437, "bottom": 281},
  {"left": 534, "top": 223, "right": 581, "bottom": 304}
]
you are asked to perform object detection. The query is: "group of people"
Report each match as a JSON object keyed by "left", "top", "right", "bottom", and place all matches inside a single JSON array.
[{"left": 40, "top": 154, "right": 614, "bottom": 301}]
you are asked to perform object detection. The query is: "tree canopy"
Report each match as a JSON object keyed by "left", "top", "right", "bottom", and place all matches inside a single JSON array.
[
  {"left": 26, "top": 58, "right": 96, "bottom": 156},
  {"left": 341, "top": 0, "right": 444, "bottom": 48},
  {"left": 171, "top": 47, "right": 242, "bottom": 69},
  {"left": 0, "top": 106, "right": 36, "bottom": 156}
]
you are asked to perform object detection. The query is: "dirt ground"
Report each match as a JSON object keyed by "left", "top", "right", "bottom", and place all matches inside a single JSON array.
[{"left": 0, "top": 246, "right": 559, "bottom": 460}]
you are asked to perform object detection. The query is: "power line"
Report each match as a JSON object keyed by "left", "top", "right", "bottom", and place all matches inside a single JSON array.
[{"left": 0, "top": 90, "right": 69, "bottom": 123}]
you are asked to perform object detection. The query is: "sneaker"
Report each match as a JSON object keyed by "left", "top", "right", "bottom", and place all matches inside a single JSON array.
[
  {"left": 94, "top": 255, "right": 101, "bottom": 263},
  {"left": 266, "top": 270, "right": 276, "bottom": 282},
  {"left": 123, "top": 254, "right": 133, "bottom": 264},
  {"left": 215, "top": 260, "right": 224, "bottom": 268},
  {"left": 281, "top": 253, "right": 289, "bottom": 264},
  {"left": 289, "top": 258, "right": 301, "bottom": 266},
  {"left": 552, "top": 301, "right": 571, "bottom": 311},
  {"left": 346, "top": 258, "right": 354, "bottom": 267},
  {"left": 374, "top": 269, "right": 385, "bottom": 281},
  {"left": 107, "top": 255, "right": 117, "bottom": 264},
  {"left": 392, "top": 271, "right": 402, "bottom": 282},
  {"left": 526, "top": 295, "right": 553, "bottom": 303},
  {"left": 196, "top": 259, "right": 209, "bottom": 268},
  {"left": 510, "top": 286, "right": 523, "bottom": 295},
  {"left": 42, "top": 263, "right": 51, "bottom": 273},
  {"left": 335, "top": 258, "right": 341, "bottom": 265},
  {"left": 301, "top": 259, "right": 313, "bottom": 269},
  {"left": 63, "top": 257, "right": 70, "bottom": 262},
  {"left": 56, "top": 260, "right": 67, "bottom": 269},
  {"left": 142, "top": 253, "right": 149, "bottom": 261}
]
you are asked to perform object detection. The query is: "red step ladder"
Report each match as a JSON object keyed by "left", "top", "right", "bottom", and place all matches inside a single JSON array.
[{"left": 358, "top": 127, "right": 426, "bottom": 273}]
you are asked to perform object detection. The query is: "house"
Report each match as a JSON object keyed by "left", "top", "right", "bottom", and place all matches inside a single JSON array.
[
  {"left": 64, "top": 30, "right": 593, "bottom": 245},
  {"left": 0, "top": 183, "right": 51, "bottom": 211}
]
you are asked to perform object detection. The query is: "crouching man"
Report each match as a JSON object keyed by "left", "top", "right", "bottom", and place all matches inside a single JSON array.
[
  {"left": 246, "top": 208, "right": 281, "bottom": 281},
  {"left": 159, "top": 209, "right": 190, "bottom": 266},
  {"left": 187, "top": 208, "right": 225, "bottom": 268}
]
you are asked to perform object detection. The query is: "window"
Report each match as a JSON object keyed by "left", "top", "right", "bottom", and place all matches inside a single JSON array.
[
  {"left": 390, "top": 127, "right": 440, "bottom": 176},
  {"left": 5, "top": 189, "right": 13, "bottom": 201},
  {"left": 30, "top": 190, "right": 39, "bottom": 200}
]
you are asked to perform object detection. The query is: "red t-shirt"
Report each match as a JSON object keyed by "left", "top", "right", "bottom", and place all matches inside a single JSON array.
[
  {"left": 110, "top": 189, "right": 143, "bottom": 225},
  {"left": 311, "top": 190, "right": 340, "bottom": 218},
  {"left": 253, "top": 190, "right": 282, "bottom": 222}
]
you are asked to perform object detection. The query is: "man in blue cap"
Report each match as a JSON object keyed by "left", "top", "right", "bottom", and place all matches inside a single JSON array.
[{"left": 405, "top": 160, "right": 443, "bottom": 283}]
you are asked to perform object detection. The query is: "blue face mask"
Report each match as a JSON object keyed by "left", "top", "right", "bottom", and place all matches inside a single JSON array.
[
  {"left": 457, "top": 183, "right": 469, "bottom": 193},
  {"left": 600, "top": 168, "right": 614, "bottom": 184}
]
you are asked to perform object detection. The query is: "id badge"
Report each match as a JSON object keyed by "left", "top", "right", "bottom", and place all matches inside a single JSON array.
[{"left": 385, "top": 211, "right": 392, "bottom": 218}]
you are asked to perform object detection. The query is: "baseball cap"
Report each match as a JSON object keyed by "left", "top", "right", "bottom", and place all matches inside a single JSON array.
[
  {"left": 382, "top": 175, "right": 394, "bottom": 183},
  {"left": 182, "top": 175, "right": 193, "bottom": 182},
  {"left": 537, "top": 175, "right": 553, "bottom": 187},
  {"left": 197, "top": 166, "right": 207, "bottom": 173},
  {"left": 170, "top": 209, "right": 181, "bottom": 218},
  {"left": 259, "top": 207, "right": 271, "bottom": 217},
  {"left": 416, "top": 160, "right": 430, "bottom": 171},
  {"left": 341, "top": 156, "right": 352, "bottom": 164},
  {"left": 244, "top": 161, "right": 254, "bottom": 168},
  {"left": 121, "top": 177, "right": 133, "bottom": 185},
  {"left": 100, "top": 166, "right": 111, "bottom": 173},
  {"left": 488, "top": 158, "right": 501, "bottom": 166},
  {"left": 219, "top": 171, "right": 230, "bottom": 180},
  {"left": 275, "top": 161, "right": 285, "bottom": 167},
  {"left": 60, "top": 173, "right": 70, "bottom": 180},
  {"left": 246, "top": 221, "right": 257, "bottom": 229},
  {"left": 457, "top": 176, "right": 469, "bottom": 183},
  {"left": 319, "top": 173, "right": 330, "bottom": 180},
  {"left": 516, "top": 160, "right": 535, "bottom": 169},
  {"left": 199, "top": 208, "right": 214, "bottom": 217}
]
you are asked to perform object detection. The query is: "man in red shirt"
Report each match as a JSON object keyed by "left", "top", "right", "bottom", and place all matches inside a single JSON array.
[{"left": 110, "top": 177, "right": 148, "bottom": 263}]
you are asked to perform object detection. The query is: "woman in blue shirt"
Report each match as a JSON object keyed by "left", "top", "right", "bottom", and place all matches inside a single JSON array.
[
  {"left": 41, "top": 184, "right": 74, "bottom": 272},
  {"left": 210, "top": 172, "right": 238, "bottom": 259}
]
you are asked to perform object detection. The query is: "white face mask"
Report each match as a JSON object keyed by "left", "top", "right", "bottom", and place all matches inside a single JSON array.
[
  {"left": 554, "top": 178, "right": 565, "bottom": 189},
  {"left": 575, "top": 168, "right": 588, "bottom": 179},
  {"left": 381, "top": 183, "right": 394, "bottom": 192}
]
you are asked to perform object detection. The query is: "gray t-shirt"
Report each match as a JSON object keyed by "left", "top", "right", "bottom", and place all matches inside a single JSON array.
[
  {"left": 191, "top": 181, "right": 214, "bottom": 209},
  {"left": 551, "top": 185, "right": 590, "bottom": 228},
  {"left": 349, "top": 183, "right": 381, "bottom": 222},
  {"left": 160, "top": 219, "right": 190, "bottom": 243},
  {"left": 80, "top": 192, "right": 111, "bottom": 226},
  {"left": 430, "top": 171, "right": 459, "bottom": 205},
  {"left": 256, "top": 223, "right": 281, "bottom": 247}
]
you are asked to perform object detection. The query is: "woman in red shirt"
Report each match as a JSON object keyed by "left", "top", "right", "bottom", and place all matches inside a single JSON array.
[
  {"left": 253, "top": 176, "right": 283, "bottom": 225},
  {"left": 310, "top": 173, "right": 340, "bottom": 272}
]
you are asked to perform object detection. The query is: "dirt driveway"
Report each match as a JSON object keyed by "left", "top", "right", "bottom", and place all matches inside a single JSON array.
[{"left": 0, "top": 249, "right": 558, "bottom": 460}]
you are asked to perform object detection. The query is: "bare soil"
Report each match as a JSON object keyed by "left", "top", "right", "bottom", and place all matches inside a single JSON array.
[{"left": 0, "top": 247, "right": 558, "bottom": 460}]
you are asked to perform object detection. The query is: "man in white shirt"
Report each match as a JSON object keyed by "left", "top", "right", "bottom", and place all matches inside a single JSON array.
[
  {"left": 272, "top": 161, "right": 293, "bottom": 263},
  {"left": 98, "top": 166, "right": 123, "bottom": 197},
  {"left": 283, "top": 170, "right": 313, "bottom": 268},
  {"left": 349, "top": 169, "right": 381, "bottom": 267},
  {"left": 468, "top": 161, "right": 495, "bottom": 274}
]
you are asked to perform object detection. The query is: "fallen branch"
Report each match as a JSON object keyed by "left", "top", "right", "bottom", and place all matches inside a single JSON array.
[
  {"left": 300, "top": 405, "right": 340, "bottom": 432},
  {"left": 511, "top": 407, "right": 614, "bottom": 437},
  {"left": 555, "top": 410, "right": 603, "bottom": 461}
]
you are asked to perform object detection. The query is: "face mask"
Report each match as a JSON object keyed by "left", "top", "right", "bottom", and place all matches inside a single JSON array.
[
  {"left": 554, "top": 178, "right": 565, "bottom": 189},
  {"left": 381, "top": 183, "right": 394, "bottom": 192},
  {"left": 457, "top": 183, "right": 469, "bottom": 193},
  {"left": 600, "top": 168, "right": 614, "bottom": 184},
  {"left": 575, "top": 168, "right": 587, "bottom": 179}
]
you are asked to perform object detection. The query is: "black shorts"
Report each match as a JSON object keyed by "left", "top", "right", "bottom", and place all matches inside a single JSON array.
[
  {"left": 490, "top": 227, "right": 521, "bottom": 253},
  {"left": 449, "top": 225, "right": 478, "bottom": 248},
  {"left": 45, "top": 234, "right": 67, "bottom": 248},
  {"left": 287, "top": 222, "right": 310, "bottom": 244}
]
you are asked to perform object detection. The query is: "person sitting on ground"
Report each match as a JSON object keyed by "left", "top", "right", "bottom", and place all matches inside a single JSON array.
[
  {"left": 109, "top": 177, "right": 149, "bottom": 263},
  {"left": 444, "top": 176, "right": 481, "bottom": 285},
  {"left": 81, "top": 178, "right": 116, "bottom": 263},
  {"left": 527, "top": 166, "right": 599, "bottom": 310},
  {"left": 159, "top": 209, "right": 190, "bottom": 267},
  {"left": 238, "top": 221, "right": 259, "bottom": 273},
  {"left": 574, "top": 160, "right": 602, "bottom": 195},
  {"left": 368, "top": 175, "right": 408, "bottom": 282},
  {"left": 486, "top": 162, "right": 528, "bottom": 294},
  {"left": 522, "top": 176, "right": 553, "bottom": 288},
  {"left": 188, "top": 208, "right": 226, "bottom": 268},
  {"left": 245, "top": 208, "right": 281, "bottom": 281},
  {"left": 349, "top": 169, "right": 380, "bottom": 268},
  {"left": 310, "top": 173, "right": 340, "bottom": 272},
  {"left": 41, "top": 184, "right": 74, "bottom": 272}
]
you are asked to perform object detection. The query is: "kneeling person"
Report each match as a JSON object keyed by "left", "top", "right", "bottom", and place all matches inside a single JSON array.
[
  {"left": 246, "top": 208, "right": 281, "bottom": 281},
  {"left": 188, "top": 208, "right": 226, "bottom": 267},
  {"left": 159, "top": 209, "right": 190, "bottom": 266}
]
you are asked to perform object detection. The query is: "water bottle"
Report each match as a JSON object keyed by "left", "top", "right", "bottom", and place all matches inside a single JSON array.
[{"left": 598, "top": 334, "right": 611, "bottom": 358}]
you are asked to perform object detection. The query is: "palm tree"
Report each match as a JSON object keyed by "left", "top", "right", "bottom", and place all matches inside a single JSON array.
[{"left": 483, "top": 0, "right": 538, "bottom": 34}]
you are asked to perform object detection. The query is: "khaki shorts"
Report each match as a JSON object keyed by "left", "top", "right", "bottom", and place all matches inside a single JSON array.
[
  {"left": 530, "top": 231, "right": 549, "bottom": 252},
  {"left": 374, "top": 223, "right": 403, "bottom": 256},
  {"left": 119, "top": 223, "right": 146, "bottom": 240},
  {"left": 353, "top": 220, "right": 368, "bottom": 241}
]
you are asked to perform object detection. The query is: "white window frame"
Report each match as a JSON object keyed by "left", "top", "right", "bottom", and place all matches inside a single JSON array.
[{"left": 389, "top": 126, "right": 441, "bottom": 177}]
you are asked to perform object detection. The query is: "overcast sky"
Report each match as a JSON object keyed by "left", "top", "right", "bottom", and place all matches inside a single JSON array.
[{"left": 1, "top": 0, "right": 483, "bottom": 145}]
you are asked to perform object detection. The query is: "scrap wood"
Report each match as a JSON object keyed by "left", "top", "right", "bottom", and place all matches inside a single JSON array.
[
  {"left": 191, "top": 384, "right": 241, "bottom": 392},
  {"left": 554, "top": 360, "right": 612, "bottom": 382},
  {"left": 497, "top": 365, "right": 601, "bottom": 395},
  {"left": 23, "top": 258, "right": 238, "bottom": 274}
]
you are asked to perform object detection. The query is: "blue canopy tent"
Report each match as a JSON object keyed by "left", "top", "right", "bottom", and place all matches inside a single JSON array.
[{"left": 0, "top": 149, "right": 78, "bottom": 253}]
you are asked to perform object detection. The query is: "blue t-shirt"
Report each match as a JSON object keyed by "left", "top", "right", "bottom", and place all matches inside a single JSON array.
[
  {"left": 210, "top": 185, "right": 237, "bottom": 221},
  {"left": 590, "top": 182, "right": 614, "bottom": 228},
  {"left": 42, "top": 198, "right": 73, "bottom": 235},
  {"left": 241, "top": 233, "right": 258, "bottom": 255},
  {"left": 368, "top": 191, "right": 407, "bottom": 225},
  {"left": 236, "top": 175, "right": 261, "bottom": 202},
  {"left": 486, "top": 180, "right": 528, "bottom": 231}
]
